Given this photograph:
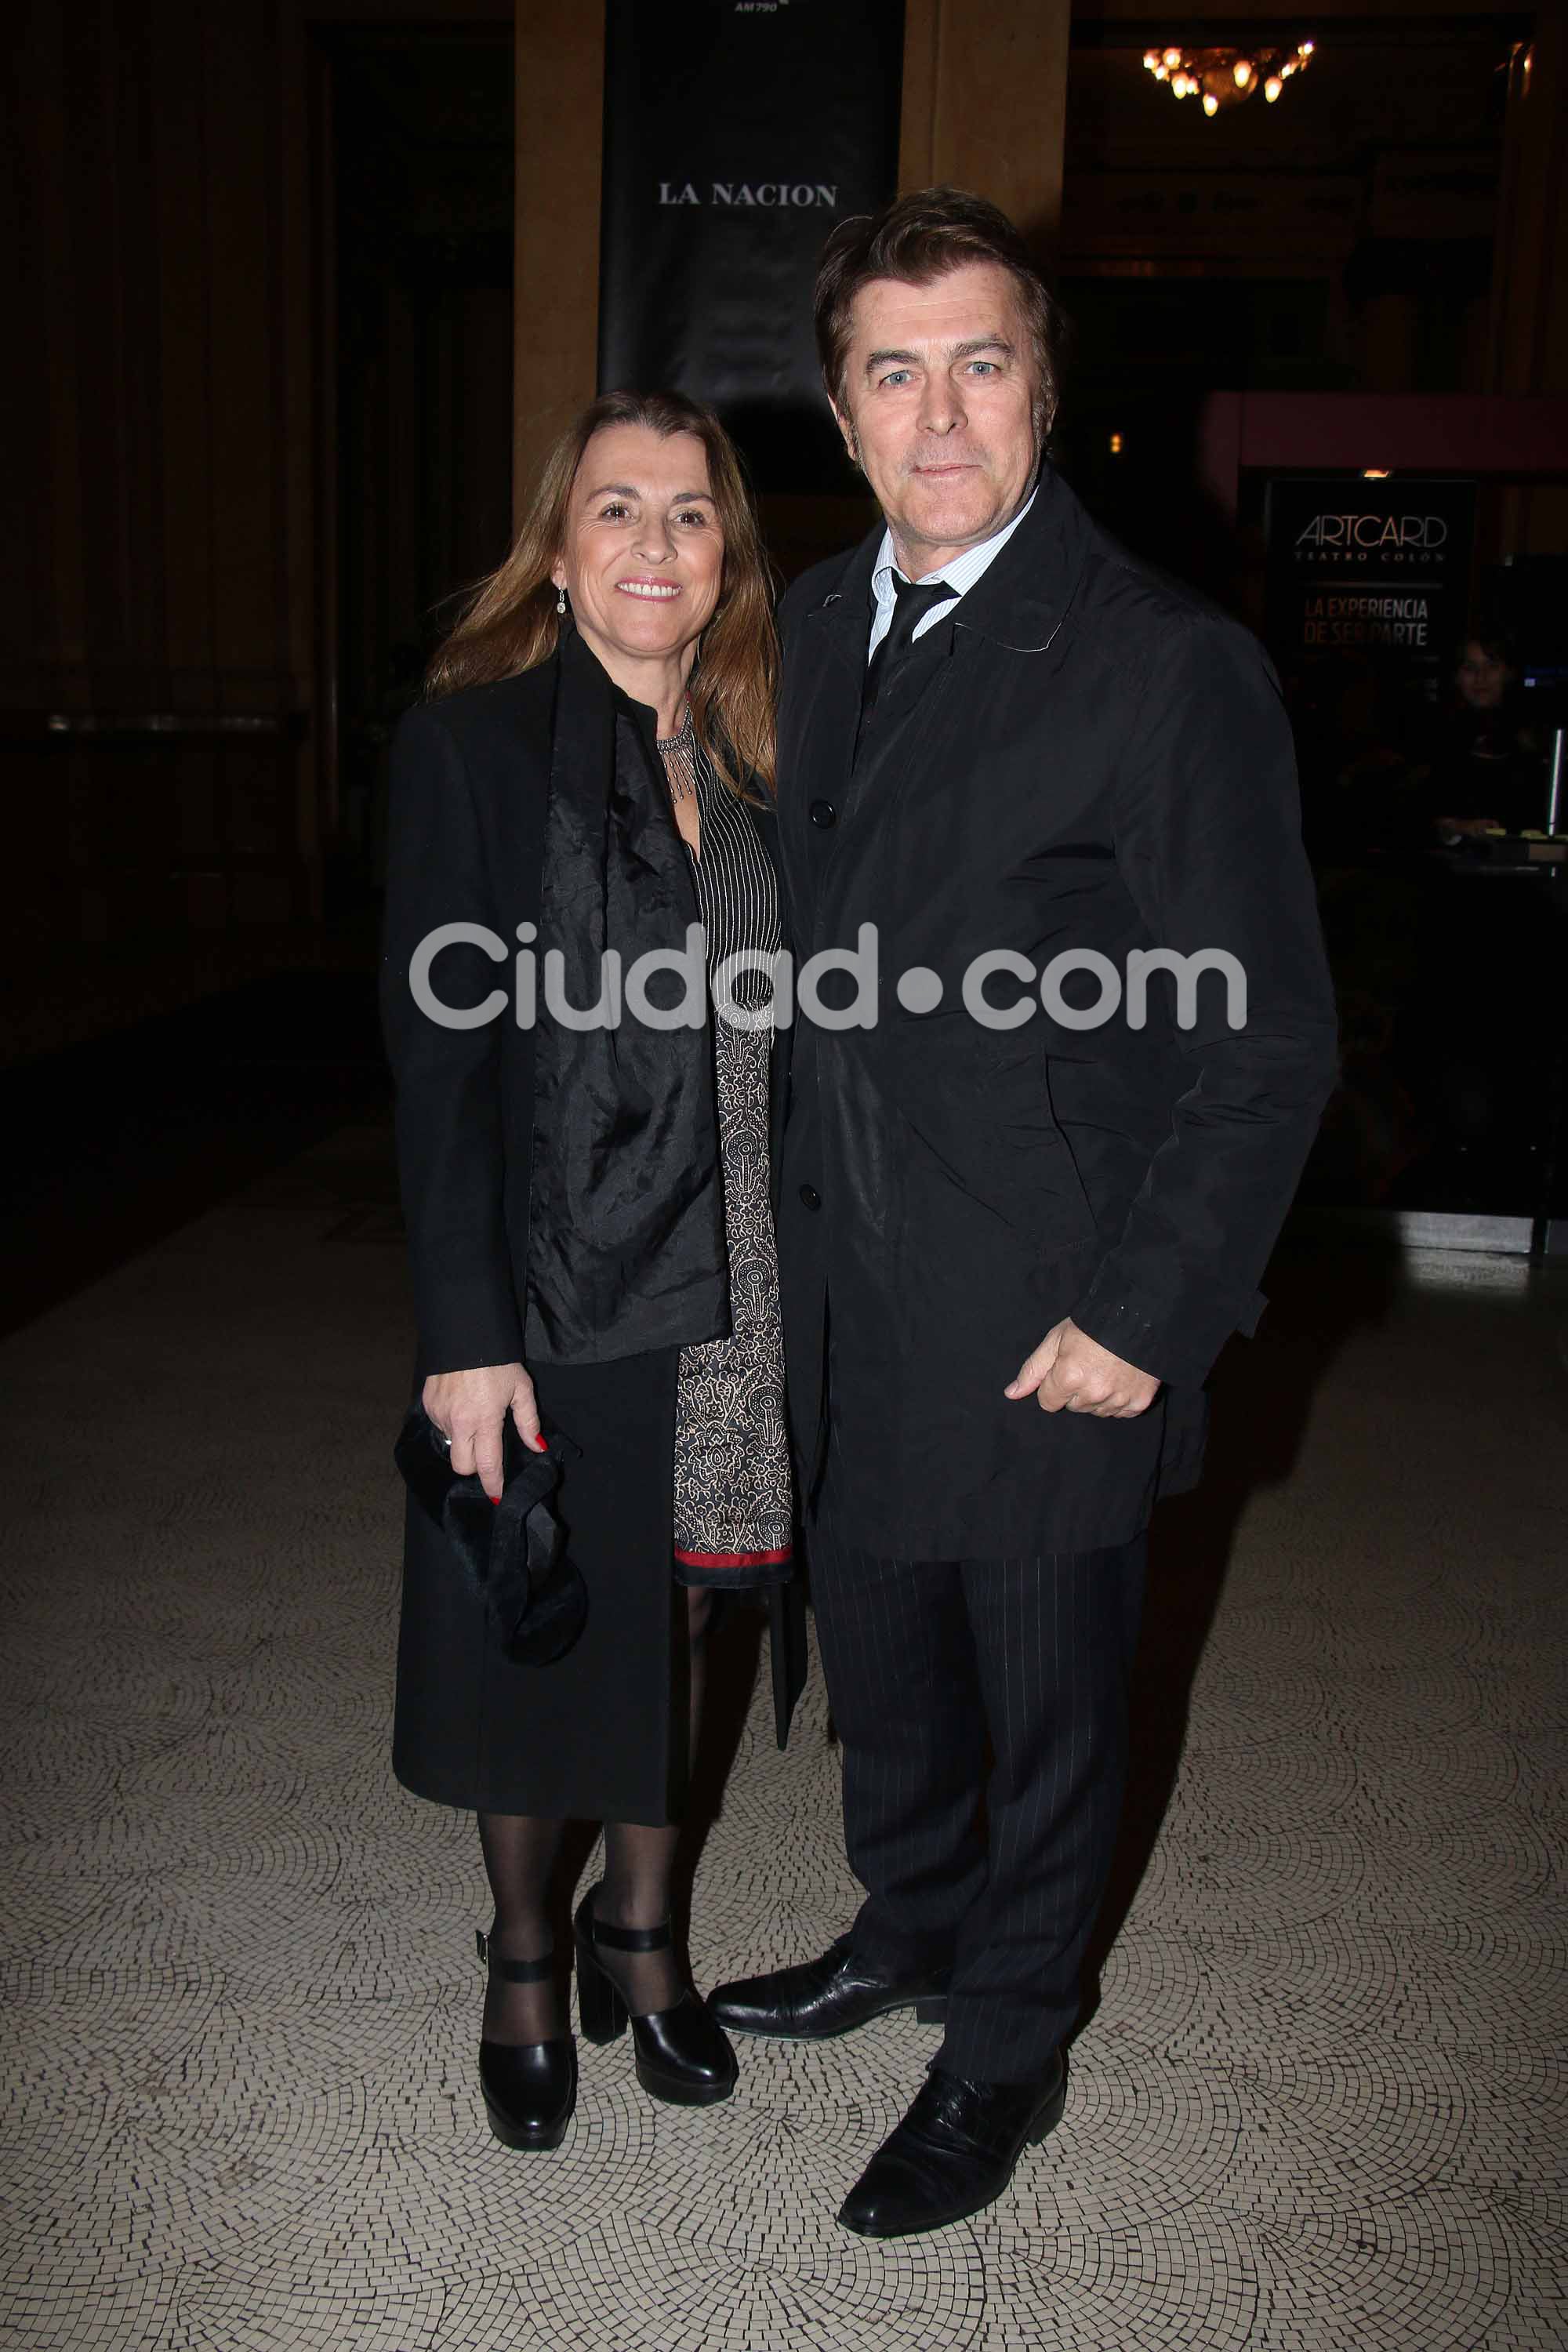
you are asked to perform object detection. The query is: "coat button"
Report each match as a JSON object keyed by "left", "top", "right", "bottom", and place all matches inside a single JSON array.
[
  {"left": 798, "top": 1183, "right": 822, "bottom": 1211},
  {"left": 809, "top": 800, "right": 837, "bottom": 829}
]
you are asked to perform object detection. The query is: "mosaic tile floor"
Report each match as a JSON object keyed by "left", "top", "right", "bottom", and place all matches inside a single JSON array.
[{"left": 2, "top": 1122, "right": 1564, "bottom": 2350}]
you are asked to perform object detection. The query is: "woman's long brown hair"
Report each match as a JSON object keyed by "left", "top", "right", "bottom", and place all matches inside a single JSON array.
[{"left": 426, "top": 390, "right": 778, "bottom": 797}]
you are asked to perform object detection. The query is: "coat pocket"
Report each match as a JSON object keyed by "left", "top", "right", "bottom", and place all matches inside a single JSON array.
[{"left": 982, "top": 1034, "right": 1102, "bottom": 1247}]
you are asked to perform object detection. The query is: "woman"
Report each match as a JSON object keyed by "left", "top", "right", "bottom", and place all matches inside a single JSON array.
[{"left": 381, "top": 390, "right": 796, "bottom": 2154}]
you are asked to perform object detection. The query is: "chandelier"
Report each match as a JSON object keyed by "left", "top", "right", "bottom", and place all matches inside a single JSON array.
[{"left": 1142, "top": 40, "right": 1315, "bottom": 115}]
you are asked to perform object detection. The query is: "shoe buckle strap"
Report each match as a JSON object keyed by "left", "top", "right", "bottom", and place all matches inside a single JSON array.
[
  {"left": 586, "top": 1914, "right": 673, "bottom": 1955},
  {"left": 476, "top": 1928, "right": 554, "bottom": 1984}
]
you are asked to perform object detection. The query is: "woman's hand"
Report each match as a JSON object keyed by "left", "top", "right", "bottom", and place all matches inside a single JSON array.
[{"left": 423, "top": 1363, "right": 544, "bottom": 1500}]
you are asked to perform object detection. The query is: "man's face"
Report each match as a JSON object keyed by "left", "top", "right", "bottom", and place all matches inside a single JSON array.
[{"left": 829, "top": 260, "right": 1041, "bottom": 577}]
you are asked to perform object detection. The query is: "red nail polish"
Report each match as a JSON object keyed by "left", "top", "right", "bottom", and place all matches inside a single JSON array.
[
  {"left": 535, "top": 1435, "right": 549, "bottom": 1453},
  {"left": 489, "top": 1493, "right": 501, "bottom": 1506}
]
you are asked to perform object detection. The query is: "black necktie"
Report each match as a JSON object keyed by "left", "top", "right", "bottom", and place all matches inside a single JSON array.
[{"left": 862, "top": 575, "right": 954, "bottom": 722}]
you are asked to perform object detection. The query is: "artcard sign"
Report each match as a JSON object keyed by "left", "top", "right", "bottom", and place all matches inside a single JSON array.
[
  {"left": 598, "top": 0, "right": 906, "bottom": 492},
  {"left": 1265, "top": 476, "right": 1477, "bottom": 702}
]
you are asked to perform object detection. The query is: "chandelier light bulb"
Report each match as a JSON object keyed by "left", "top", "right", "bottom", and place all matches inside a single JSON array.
[{"left": 1145, "top": 36, "right": 1316, "bottom": 114}]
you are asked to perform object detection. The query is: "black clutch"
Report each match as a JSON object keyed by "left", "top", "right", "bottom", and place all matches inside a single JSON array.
[{"left": 394, "top": 1406, "right": 587, "bottom": 1666}]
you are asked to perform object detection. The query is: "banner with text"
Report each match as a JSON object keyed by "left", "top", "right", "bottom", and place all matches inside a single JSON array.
[
  {"left": 1265, "top": 474, "right": 1477, "bottom": 706},
  {"left": 598, "top": 0, "right": 906, "bottom": 493}
]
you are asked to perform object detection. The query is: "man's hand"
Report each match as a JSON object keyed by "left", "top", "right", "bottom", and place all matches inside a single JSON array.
[
  {"left": 1005, "top": 1319, "right": 1160, "bottom": 1419},
  {"left": 422, "top": 1362, "right": 543, "bottom": 1500}
]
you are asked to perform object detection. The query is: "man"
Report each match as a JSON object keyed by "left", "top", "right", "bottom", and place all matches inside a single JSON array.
[{"left": 710, "top": 189, "right": 1338, "bottom": 2238}]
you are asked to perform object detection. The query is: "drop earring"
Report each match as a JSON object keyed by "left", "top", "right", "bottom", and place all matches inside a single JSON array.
[{"left": 555, "top": 586, "right": 568, "bottom": 616}]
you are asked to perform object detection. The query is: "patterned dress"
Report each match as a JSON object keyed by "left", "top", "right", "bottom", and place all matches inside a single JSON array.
[{"left": 656, "top": 712, "right": 793, "bottom": 1586}]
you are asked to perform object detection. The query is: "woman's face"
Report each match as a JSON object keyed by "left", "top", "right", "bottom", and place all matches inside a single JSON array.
[
  {"left": 552, "top": 424, "right": 724, "bottom": 674},
  {"left": 1456, "top": 641, "right": 1512, "bottom": 711}
]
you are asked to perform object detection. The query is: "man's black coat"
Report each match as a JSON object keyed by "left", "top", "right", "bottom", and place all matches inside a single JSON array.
[{"left": 774, "top": 466, "right": 1338, "bottom": 1555}]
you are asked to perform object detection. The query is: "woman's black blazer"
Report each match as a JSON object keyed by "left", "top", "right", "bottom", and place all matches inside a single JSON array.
[{"left": 379, "top": 659, "right": 789, "bottom": 1378}]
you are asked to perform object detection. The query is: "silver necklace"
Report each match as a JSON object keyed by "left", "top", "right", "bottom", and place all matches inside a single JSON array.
[{"left": 655, "top": 702, "right": 698, "bottom": 802}]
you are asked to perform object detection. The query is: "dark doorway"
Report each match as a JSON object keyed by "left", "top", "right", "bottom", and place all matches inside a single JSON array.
[
  {"left": 1053, "top": 274, "right": 1340, "bottom": 607},
  {"left": 326, "top": 27, "right": 515, "bottom": 915}
]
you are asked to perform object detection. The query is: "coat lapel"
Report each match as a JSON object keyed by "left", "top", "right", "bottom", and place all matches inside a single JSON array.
[
  {"left": 804, "top": 528, "right": 880, "bottom": 678},
  {"left": 780, "top": 529, "right": 879, "bottom": 948},
  {"left": 946, "top": 463, "right": 1091, "bottom": 655}
]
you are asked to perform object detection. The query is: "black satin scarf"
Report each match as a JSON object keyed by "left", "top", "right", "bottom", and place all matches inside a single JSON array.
[{"left": 523, "top": 627, "right": 730, "bottom": 1365}]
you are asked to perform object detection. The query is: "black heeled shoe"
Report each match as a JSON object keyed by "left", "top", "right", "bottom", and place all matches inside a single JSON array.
[
  {"left": 572, "top": 1883, "right": 738, "bottom": 2107},
  {"left": 476, "top": 1928, "right": 577, "bottom": 2151}
]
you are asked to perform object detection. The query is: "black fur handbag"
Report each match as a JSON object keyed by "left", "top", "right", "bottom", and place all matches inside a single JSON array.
[{"left": 394, "top": 1407, "right": 587, "bottom": 1666}]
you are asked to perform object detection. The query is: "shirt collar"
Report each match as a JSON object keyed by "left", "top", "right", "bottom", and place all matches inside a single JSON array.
[{"left": 871, "top": 478, "right": 1040, "bottom": 617}]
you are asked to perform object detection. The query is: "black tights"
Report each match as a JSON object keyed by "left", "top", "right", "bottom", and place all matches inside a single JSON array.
[{"left": 478, "top": 1587, "right": 714, "bottom": 2042}]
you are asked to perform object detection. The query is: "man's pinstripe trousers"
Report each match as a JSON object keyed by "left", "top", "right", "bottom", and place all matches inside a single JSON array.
[{"left": 808, "top": 1507, "right": 1147, "bottom": 2086}]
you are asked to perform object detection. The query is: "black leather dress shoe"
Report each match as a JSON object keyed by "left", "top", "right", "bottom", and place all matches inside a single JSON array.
[
  {"left": 475, "top": 1930, "right": 576, "bottom": 2152},
  {"left": 479, "top": 2035, "right": 577, "bottom": 2152},
  {"left": 837, "top": 2056, "right": 1067, "bottom": 2238},
  {"left": 572, "top": 1885, "right": 738, "bottom": 2107},
  {"left": 708, "top": 1933, "right": 949, "bottom": 2041}
]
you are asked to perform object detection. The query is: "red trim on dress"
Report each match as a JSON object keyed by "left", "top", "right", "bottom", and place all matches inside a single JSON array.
[{"left": 673, "top": 1544, "right": 793, "bottom": 1569}]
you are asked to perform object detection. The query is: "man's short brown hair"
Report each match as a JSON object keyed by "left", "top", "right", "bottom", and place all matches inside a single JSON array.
[{"left": 814, "top": 187, "right": 1069, "bottom": 437}]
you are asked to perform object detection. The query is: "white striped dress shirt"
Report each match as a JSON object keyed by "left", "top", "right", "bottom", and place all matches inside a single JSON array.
[{"left": 866, "top": 480, "right": 1040, "bottom": 660}]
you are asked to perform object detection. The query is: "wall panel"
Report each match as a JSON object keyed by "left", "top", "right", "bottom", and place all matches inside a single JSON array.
[
  {"left": 151, "top": 0, "right": 218, "bottom": 697},
  {"left": 4, "top": 0, "right": 509, "bottom": 1056}
]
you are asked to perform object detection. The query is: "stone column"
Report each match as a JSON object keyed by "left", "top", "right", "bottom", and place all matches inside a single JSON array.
[
  {"left": 1487, "top": 20, "right": 1568, "bottom": 550},
  {"left": 513, "top": 1, "right": 605, "bottom": 524},
  {"left": 898, "top": 0, "right": 1072, "bottom": 252}
]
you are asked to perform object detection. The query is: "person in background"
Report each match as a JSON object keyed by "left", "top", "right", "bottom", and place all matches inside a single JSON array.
[{"left": 1432, "top": 632, "right": 1545, "bottom": 837}]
